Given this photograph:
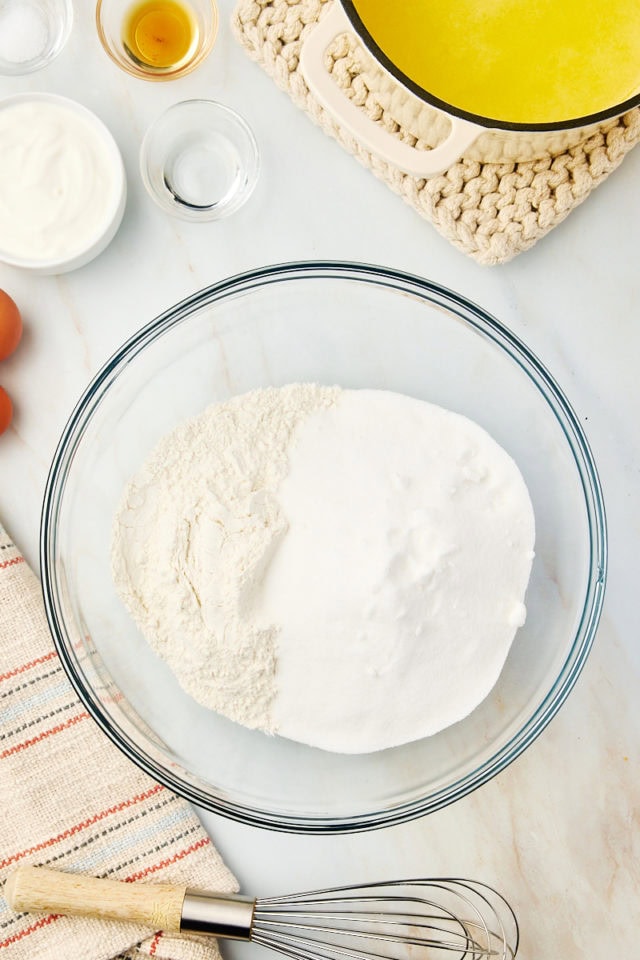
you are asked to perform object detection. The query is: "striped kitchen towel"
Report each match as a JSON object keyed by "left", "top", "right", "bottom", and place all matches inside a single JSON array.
[{"left": 0, "top": 521, "right": 238, "bottom": 960}]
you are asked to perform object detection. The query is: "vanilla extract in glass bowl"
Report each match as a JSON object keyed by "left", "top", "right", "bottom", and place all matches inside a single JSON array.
[
  {"left": 96, "top": 0, "right": 217, "bottom": 80},
  {"left": 123, "top": 0, "right": 196, "bottom": 70}
]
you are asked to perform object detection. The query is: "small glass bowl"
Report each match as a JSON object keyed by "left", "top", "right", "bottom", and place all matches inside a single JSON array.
[
  {"left": 96, "top": 0, "right": 217, "bottom": 81},
  {"left": 140, "top": 99, "right": 260, "bottom": 221},
  {"left": 0, "top": 0, "right": 73, "bottom": 76}
]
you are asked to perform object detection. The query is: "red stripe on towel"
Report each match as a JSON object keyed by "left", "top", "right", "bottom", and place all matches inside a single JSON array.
[
  {"left": 0, "top": 651, "right": 58, "bottom": 683},
  {"left": 0, "top": 713, "right": 89, "bottom": 759},
  {"left": 125, "top": 837, "right": 211, "bottom": 882},
  {"left": 0, "top": 914, "right": 61, "bottom": 950},
  {"left": 149, "top": 931, "right": 163, "bottom": 955},
  {"left": 0, "top": 556, "right": 25, "bottom": 571},
  {"left": 0, "top": 783, "right": 165, "bottom": 869}
]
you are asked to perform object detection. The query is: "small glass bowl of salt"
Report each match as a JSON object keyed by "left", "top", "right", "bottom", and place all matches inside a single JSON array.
[{"left": 0, "top": 0, "right": 73, "bottom": 76}]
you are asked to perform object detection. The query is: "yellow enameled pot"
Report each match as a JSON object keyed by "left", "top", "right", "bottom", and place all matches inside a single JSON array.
[{"left": 300, "top": 1, "right": 640, "bottom": 176}]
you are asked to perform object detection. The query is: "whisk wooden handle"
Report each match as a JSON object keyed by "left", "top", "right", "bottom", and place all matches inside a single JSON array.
[{"left": 4, "top": 866, "right": 187, "bottom": 932}]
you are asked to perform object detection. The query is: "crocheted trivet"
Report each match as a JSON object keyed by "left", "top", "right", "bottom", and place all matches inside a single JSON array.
[{"left": 232, "top": 0, "right": 640, "bottom": 264}]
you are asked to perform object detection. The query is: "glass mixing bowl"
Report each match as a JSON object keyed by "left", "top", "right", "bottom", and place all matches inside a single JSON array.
[{"left": 41, "top": 262, "right": 607, "bottom": 833}]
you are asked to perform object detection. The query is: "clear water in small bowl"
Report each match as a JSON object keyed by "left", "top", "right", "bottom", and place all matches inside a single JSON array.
[{"left": 163, "top": 131, "right": 243, "bottom": 211}]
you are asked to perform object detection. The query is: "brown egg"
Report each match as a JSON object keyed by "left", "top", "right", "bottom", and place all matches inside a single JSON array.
[
  {"left": 0, "top": 289, "right": 23, "bottom": 362},
  {"left": 0, "top": 385, "right": 13, "bottom": 435}
]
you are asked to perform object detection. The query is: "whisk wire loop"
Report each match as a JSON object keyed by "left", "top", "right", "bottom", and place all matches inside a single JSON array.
[
  {"left": 252, "top": 925, "right": 500, "bottom": 958},
  {"left": 253, "top": 911, "right": 499, "bottom": 950},
  {"left": 251, "top": 880, "right": 518, "bottom": 960}
]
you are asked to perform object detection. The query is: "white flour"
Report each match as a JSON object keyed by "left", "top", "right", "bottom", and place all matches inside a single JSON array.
[
  {"left": 112, "top": 385, "right": 535, "bottom": 753},
  {"left": 111, "top": 384, "right": 340, "bottom": 731}
]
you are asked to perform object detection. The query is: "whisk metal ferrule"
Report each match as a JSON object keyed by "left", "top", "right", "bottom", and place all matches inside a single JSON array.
[{"left": 180, "top": 890, "right": 256, "bottom": 939}]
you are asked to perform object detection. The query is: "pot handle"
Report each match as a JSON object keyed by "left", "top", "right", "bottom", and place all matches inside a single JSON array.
[{"left": 299, "top": 2, "right": 480, "bottom": 177}]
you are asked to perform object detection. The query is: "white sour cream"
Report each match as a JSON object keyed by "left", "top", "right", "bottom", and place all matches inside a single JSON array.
[{"left": 0, "top": 98, "right": 123, "bottom": 264}]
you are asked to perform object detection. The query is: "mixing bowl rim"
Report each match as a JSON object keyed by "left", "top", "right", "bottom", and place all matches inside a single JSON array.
[{"left": 40, "top": 260, "right": 607, "bottom": 834}]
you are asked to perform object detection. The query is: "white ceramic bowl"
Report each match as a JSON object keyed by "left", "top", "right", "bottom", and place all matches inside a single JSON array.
[{"left": 0, "top": 93, "right": 126, "bottom": 275}]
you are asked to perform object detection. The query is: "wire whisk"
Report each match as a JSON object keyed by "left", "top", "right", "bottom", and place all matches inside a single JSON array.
[
  {"left": 251, "top": 880, "right": 518, "bottom": 960},
  {"left": 5, "top": 869, "right": 518, "bottom": 959}
]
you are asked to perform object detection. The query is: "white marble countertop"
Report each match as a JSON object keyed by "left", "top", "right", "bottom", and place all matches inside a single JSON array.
[{"left": 1, "top": 2, "right": 639, "bottom": 956}]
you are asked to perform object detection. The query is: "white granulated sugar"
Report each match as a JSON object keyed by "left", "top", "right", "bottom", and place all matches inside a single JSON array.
[
  {"left": 257, "top": 389, "right": 535, "bottom": 752},
  {"left": 112, "top": 385, "right": 535, "bottom": 754}
]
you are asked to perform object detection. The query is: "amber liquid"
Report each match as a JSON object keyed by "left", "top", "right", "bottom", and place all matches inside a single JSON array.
[{"left": 123, "top": 0, "right": 197, "bottom": 70}]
